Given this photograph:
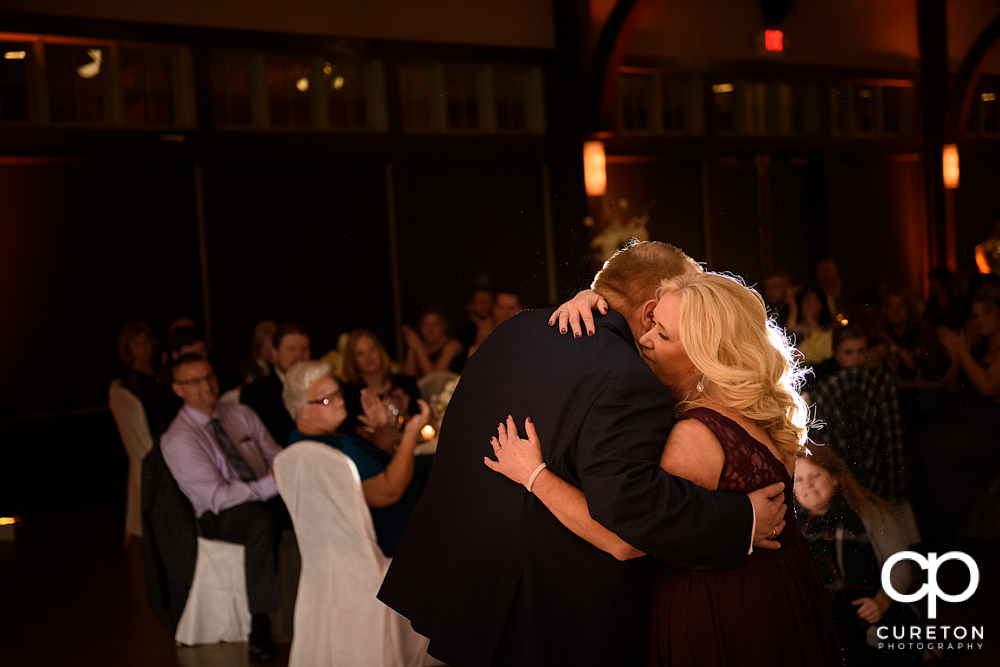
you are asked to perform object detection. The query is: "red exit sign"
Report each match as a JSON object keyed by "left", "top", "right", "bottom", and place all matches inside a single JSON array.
[{"left": 764, "top": 29, "right": 784, "bottom": 52}]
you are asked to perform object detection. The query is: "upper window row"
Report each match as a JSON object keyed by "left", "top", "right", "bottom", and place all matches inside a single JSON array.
[
  {"left": 617, "top": 71, "right": 918, "bottom": 138},
  {"left": 0, "top": 35, "right": 545, "bottom": 134},
  {"left": 0, "top": 38, "right": 193, "bottom": 126}
]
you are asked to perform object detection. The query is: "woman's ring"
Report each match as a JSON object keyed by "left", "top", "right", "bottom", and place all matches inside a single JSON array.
[
  {"left": 770, "top": 528, "right": 778, "bottom": 540},
  {"left": 555, "top": 309, "right": 567, "bottom": 315}
]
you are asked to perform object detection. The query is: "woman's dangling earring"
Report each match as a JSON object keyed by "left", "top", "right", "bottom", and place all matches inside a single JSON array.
[{"left": 696, "top": 379, "right": 704, "bottom": 393}]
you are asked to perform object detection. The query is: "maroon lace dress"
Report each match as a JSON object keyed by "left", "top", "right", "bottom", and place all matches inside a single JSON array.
[{"left": 648, "top": 408, "right": 843, "bottom": 666}]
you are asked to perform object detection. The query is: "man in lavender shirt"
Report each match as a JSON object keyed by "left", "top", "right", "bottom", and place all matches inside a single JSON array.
[{"left": 161, "top": 353, "right": 290, "bottom": 663}]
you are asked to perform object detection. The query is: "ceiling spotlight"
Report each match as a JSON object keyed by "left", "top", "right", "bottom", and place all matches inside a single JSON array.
[
  {"left": 712, "top": 83, "right": 734, "bottom": 94},
  {"left": 333, "top": 76, "right": 345, "bottom": 90},
  {"left": 3, "top": 50, "right": 27, "bottom": 60},
  {"left": 323, "top": 62, "right": 332, "bottom": 75},
  {"left": 295, "top": 76, "right": 310, "bottom": 92}
]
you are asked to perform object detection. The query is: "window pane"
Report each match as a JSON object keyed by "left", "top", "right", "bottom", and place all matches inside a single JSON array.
[
  {"left": 620, "top": 74, "right": 651, "bottom": 130},
  {"left": 661, "top": 76, "right": 686, "bottom": 132},
  {"left": 0, "top": 42, "right": 31, "bottom": 121},
  {"left": 266, "top": 59, "right": 312, "bottom": 128},
  {"left": 46, "top": 44, "right": 105, "bottom": 123},
  {"left": 210, "top": 54, "right": 253, "bottom": 127},
  {"left": 324, "top": 61, "right": 366, "bottom": 129},
  {"left": 121, "top": 48, "right": 176, "bottom": 125},
  {"left": 882, "top": 86, "right": 902, "bottom": 133},
  {"left": 494, "top": 66, "right": 527, "bottom": 131},
  {"left": 444, "top": 65, "right": 480, "bottom": 130},
  {"left": 982, "top": 82, "right": 999, "bottom": 134},
  {"left": 714, "top": 83, "right": 734, "bottom": 132},
  {"left": 400, "top": 66, "right": 431, "bottom": 131},
  {"left": 853, "top": 85, "right": 874, "bottom": 133},
  {"left": 832, "top": 84, "right": 849, "bottom": 133}
]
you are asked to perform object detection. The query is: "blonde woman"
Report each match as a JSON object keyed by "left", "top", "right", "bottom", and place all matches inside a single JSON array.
[{"left": 487, "top": 273, "right": 842, "bottom": 666}]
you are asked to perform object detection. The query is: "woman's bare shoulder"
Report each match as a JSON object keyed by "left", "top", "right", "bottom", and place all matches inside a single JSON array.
[{"left": 660, "top": 416, "right": 725, "bottom": 490}]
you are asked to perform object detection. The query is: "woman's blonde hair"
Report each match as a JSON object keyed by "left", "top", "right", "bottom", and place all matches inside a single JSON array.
[
  {"left": 795, "top": 445, "right": 893, "bottom": 527},
  {"left": 341, "top": 329, "right": 393, "bottom": 385},
  {"left": 658, "top": 272, "right": 809, "bottom": 465}
]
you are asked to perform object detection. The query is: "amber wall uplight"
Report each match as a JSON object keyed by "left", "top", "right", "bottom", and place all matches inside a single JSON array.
[
  {"left": 942, "top": 144, "right": 959, "bottom": 189},
  {"left": 583, "top": 141, "right": 606, "bottom": 196}
]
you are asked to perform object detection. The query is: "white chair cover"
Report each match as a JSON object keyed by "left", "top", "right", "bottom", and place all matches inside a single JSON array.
[
  {"left": 175, "top": 538, "right": 252, "bottom": 646},
  {"left": 108, "top": 379, "right": 154, "bottom": 539},
  {"left": 273, "top": 442, "right": 437, "bottom": 667},
  {"left": 218, "top": 387, "right": 242, "bottom": 404},
  {"left": 416, "top": 371, "right": 459, "bottom": 403}
]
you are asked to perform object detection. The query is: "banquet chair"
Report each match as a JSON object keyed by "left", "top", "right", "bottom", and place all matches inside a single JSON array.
[
  {"left": 416, "top": 371, "right": 459, "bottom": 403},
  {"left": 273, "top": 441, "right": 439, "bottom": 667},
  {"left": 217, "top": 387, "right": 242, "bottom": 404},
  {"left": 108, "top": 379, "right": 154, "bottom": 540},
  {"left": 174, "top": 537, "right": 252, "bottom": 646}
]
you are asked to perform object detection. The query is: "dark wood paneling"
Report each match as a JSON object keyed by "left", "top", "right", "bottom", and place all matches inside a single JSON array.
[
  {"left": 0, "top": 160, "right": 201, "bottom": 416},
  {"left": 402, "top": 160, "right": 549, "bottom": 327},
  {"left": 208, "top": 159, "right": 393, "bottom": 382}
]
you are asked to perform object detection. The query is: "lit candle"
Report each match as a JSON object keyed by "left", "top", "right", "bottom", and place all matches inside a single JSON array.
[{"left": 421, "top": 424, "right": 436, "bottom": 440}]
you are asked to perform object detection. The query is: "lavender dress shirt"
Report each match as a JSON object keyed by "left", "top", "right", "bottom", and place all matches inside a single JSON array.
[{"left": 161, "top": 403, "right": 281, "bottom": 517}]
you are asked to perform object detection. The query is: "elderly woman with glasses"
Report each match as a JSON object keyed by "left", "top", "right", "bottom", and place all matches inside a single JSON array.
[{"left": 284, "top": 360, "right": 432, "bottom": 557}]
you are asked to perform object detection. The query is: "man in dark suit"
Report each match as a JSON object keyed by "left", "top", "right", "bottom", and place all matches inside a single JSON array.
[
  {"left": 378, "top": 242, "right": 786, "bottom": 667},
  {"left": 241, "top": 323, "right": 310, "bottom": 446}
]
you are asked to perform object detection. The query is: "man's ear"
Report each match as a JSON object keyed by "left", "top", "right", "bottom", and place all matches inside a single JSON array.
[
  {"left": 172, "top": 382, "right": 184, "bottom": 399},
  {"left": 638, "top": 299, "right": 658, "bottom": 333}
]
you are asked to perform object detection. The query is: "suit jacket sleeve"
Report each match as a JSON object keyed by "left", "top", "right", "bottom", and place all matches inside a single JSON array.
[{"left": 577, "top": 368, "right": 753, "bottom": 568}]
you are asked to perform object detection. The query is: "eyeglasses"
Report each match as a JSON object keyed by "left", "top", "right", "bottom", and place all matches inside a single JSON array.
[
  {"left": 308, "top": 390, "right": 343, "bottom": 405},
  {"left": 174, "top": 372, "right": 216, "bottom": 387}
]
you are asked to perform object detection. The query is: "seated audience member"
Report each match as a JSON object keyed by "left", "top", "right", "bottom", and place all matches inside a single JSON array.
[
  {"left": 160, "top": 354, "right": 290, "bottom": 663},
  {"left": 762, "top": 272, "right": 797, "bottom": 330},
  {"left": 787, "top": 286, "right": 833, "bottom": 366},
  {"left": 341, "top": 329, "right": 420, "bottom": 440},
  {"left": 235, "top": 320, "right": 277, "bottom": 387},
  {"left": 872, "top": 289, "right": 945, "bottom": 382},
  {"left": 458, "top": 287, "right": 494, "bottom": 350},
  {"left": 467, "top": 289, "right": 523, "bottom": 357},
  {"left": 242, "top": 323, "right": 310, "bottom": 446},
  {"left": 117, "top": 321, "right": 160, "bottom": 421},
  {"left": 149, "top": 325, "right": 209, "bottom": 436},
  {"left": 285, "top": 360, "right": 432, "bottom": 557},
  {"left": 402, "top": 308, "right": 464, "bottom": 378},
  {"left": 812, "top": 326, "right": 908, "bottom": 503},
  {"left": 816, "top": 259, "right": 846, "bottom": 322},
  {"left": 795, "top": 447, "right": 921, "bottom": 667}
]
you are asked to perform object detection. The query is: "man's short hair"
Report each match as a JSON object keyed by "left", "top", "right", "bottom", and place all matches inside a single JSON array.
[
  {"left": 832, "top": 324, "right": 866, "bottom": 353},
  {"left": 171, "top": 352, "right": 210, "bottom": 380},
  {"left": 168, "top": 325, "right": 204, "bottom": 354},
  {"left": 273, "top": 323, "right": 305, "bottom": 349},
  {"left": 282, "top": 360, "right": 333, "bottom": 420},
  {"left": 465, "top": 287, "right": 492, "bottom": 302},
  {"left": 591, "top": 241, "right": 702, "bottom": 315},
  {"left": 493, "top": 287, "right": 521, "bottom": 301}
]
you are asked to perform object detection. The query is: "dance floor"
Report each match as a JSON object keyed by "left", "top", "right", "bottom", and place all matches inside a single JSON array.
[
  {"left": 0, "top": 503, "right": 290, "bottom": 667},
  {"left": 1, "top": 501, "right": 997, "bottom": 667}
]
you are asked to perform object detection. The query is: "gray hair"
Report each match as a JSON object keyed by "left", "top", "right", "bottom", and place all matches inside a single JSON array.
[{"left": 282, "top": 360, "right": 334, "bottom": 420}]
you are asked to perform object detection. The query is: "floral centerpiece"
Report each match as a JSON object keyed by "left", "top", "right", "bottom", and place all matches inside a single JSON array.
[
  {"left": 585, "top": 198, "right": 652, "bottom": 263},
  {"left": 431, "top": 377, "right": 460, "bottom": 420}
]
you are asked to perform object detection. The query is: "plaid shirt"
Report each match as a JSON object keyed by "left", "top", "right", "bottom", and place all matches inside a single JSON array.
[{"left": 812, "top": 366, "right": 908, "bottom": 500}]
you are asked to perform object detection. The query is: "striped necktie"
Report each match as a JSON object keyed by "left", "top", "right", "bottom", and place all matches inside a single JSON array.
[{"left": 210, "top": 418, "right": 257, "bottom": 482}]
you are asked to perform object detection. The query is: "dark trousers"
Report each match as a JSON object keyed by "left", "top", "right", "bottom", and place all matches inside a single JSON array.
[{"left": 198, "top": 496, "right": 293, "bottom": 614}]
